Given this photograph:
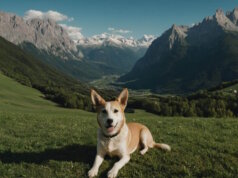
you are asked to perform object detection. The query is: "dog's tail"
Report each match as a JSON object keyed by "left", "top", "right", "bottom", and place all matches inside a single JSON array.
[{"left": 153, "top": 142, "right": 171, "bottom": 151}]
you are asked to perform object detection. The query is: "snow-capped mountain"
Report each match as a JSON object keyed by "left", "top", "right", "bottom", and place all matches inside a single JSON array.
[
  {"left": 76, "top": 33, "right": 156, "bottom": 48},
  {"left": 137, "top": 35, "right": 157, "bottom": 47}
]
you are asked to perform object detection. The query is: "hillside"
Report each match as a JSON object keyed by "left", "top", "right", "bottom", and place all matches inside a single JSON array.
[
  {"left": 0, "top": 36, "right": 93, "bottom": 110},
  {"left": 119, "top": 8, "right": 238, "bottom": 93},
  {"left": 0, "top": 73, "right": 237, "bottom": 177},
  {"left": 0, "top": 73, "right": 58, "bottom": 111},
  {"left": 207, "top": 79, "right": 238, "bottom": 94}
]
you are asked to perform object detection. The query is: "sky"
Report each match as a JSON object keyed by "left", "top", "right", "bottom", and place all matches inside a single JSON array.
[{"left": 1, "top": 0, "right": 238, "bottom": 39}]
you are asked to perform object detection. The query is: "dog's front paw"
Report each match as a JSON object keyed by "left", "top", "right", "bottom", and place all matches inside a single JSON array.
[
  {"left": 88, "top": 168, "right": 98, "bottom": 178},
  {"left": 107, "top": 168, "right": 118, "bottom": 178}
]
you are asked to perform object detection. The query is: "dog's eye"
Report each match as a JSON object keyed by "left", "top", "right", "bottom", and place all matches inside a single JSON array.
[
  {"left": 102, "top": 109, "right": 107, "bottom": 114},
  {"left": 114, "top": 109, "right": 118, "bottom": 113}
]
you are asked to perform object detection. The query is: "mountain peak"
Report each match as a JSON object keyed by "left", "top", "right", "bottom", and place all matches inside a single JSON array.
[
  {"left": 171, "top": 24, "right": 177, "bottom": 28},
  {"left": 226, "top": 7, "right": 238, "bottom": 25},
  {"left": 197, "top": 8, "right": 238, "bottom": 32},
  {"left": 171, "top": 24, "right": 188, "bottom": 33},
  {"left": 76, "top": 33, "right": 155, "bottom": 48},
  {"left": 214, "top": 8, "right": 238, "bottom": 30},
  {"left": 215, "top": 8, "right": 224, "bottom": 16},
  {"left": 166, "top": 24, "right": 188, "bottom": 49}
]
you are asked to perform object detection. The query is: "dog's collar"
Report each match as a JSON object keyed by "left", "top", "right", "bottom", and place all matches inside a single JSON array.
[{"left": 102, "top": 131, "right": 120, "bottom": 138}]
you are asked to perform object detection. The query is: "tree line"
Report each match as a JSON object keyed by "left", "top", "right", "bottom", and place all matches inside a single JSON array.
[{"left": 128, "top": 91, "right": 238, "bottom": 117}]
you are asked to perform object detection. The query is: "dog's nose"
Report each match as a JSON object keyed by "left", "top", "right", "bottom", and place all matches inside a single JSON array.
[{"left": 107, "top": 119, "right": 113, "bottom": 125}]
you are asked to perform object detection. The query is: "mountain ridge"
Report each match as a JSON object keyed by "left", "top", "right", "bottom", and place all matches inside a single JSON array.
[
  {"left": 76, "top": 33, "right": 155, "bottom": 48},
  {"left": 119, "top": 8, "right": 238, "bottom": 93}
]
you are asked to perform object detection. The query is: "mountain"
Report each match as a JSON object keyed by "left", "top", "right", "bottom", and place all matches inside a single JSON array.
[
  {"left": 76, "top": 33, "right": 155, "bottom": 48},
  {"left": 226, "top": 7, "right": 238, "bottom": 25},
  {"left": 0, "top": 11, "right": 154, "bottom": 81},
  {"left": 119, "top": 8, "right": 238, "bottom": 93},
  {"left": 0, "top": 11, "right": 78, "bottom": 60}
]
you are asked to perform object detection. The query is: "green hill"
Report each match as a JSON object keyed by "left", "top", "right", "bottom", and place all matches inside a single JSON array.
[
  {"left": 0, "top": 36, "right": 96, "bottom": 110},
  {"left": 0, "top": 72, "right": 57, "bottom": 112},
  {"left": 0, "top": 73, "right": 237, "bottom": 177}
]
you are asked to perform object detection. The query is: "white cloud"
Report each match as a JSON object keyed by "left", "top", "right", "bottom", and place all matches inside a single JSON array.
[
  {"left": 108, "top": 27, "right": 132, "bottom": 34},
  {"left": 59, "top": 24, "right": 84, "bottom": 42},
  {"left": 108, "top": 27, "right": 115, "bottom": 31},
  {"left": 24, "top": 10, "right": 73, "bottom": 22},
  {"left": 68, "top": 17, "right": 74, "bottom": 22}
]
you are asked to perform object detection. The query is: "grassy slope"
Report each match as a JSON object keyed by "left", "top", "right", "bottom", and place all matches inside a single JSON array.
[
  {"left": 221, "top": 83, "right": 238, "bottom": 93},
  {"left": 0, "top": 73, "right": 238, "bottom": 177},
  {"left": 0, "top": 36, "right": 94, "bottom": 110}
]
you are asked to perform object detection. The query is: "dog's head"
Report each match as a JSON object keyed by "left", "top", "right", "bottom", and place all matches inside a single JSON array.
[{"left": 91, "top": 88, "right": 128, "bottom": 137}]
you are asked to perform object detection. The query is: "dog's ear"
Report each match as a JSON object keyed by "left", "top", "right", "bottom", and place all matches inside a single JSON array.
[
  {"left": 91, "top": 89, "right": 106, "bottom": 107},
  {"left": 117, "top": 88, "right": 128, "bottom": 110}
]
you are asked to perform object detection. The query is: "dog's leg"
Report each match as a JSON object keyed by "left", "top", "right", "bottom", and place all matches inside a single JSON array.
[
  {"left": 140, "top": 128, "right": 149, "bottom": 155},
  {"left": 107, "top": 155, "right": 130, "bottom": 178},
  {"left": 140, "top": 128, "right": 154, "bottom": 155},
  {"left": 88, "top": 151, "right": 105, "bottom": 178}
]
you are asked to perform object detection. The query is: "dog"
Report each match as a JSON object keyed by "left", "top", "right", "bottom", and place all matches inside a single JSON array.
[{"left": 88, "top": 88, "right": 171, "bottom": 178}]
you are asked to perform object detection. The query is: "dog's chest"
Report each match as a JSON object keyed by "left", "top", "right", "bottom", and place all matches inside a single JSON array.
[{"left": 100, "top": 138, "right": 124, "bottom": 157}]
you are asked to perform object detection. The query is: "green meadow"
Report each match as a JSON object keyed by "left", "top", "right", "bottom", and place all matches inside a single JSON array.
[{"left": 0, "top": 73, "right": 238, "bottom": 177}]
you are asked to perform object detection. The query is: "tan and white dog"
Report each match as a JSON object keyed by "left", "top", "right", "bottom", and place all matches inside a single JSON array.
[{"left": 88, "top": 88, "right": 171, "bottom": 178}]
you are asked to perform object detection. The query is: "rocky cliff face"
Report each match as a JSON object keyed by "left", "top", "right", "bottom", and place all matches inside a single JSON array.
[
  {"left": 0, "top": 11, "right": 78, "bottom": 60},
  {"left": 226, "top": 8, "right": 238, "bottom": 25}
]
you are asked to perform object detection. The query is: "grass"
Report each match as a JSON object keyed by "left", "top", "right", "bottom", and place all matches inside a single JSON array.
[{"left": 0, "top": 73, "right": 238, "bottom": 177}]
